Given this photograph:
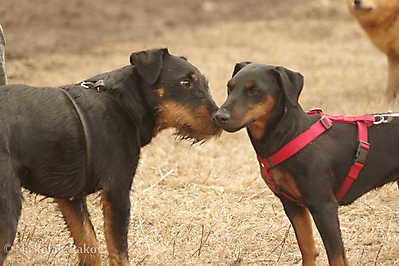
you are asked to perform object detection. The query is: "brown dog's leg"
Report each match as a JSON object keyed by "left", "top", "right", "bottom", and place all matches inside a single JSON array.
[
  {"left": 282, "top": 200, "right": 319, "bottom": 266},
  {"left": 386, "top": 54, "right": 399, "bottom": 99},
  {"left": 55, "top": 198, "right": 101, "bottom": 266},
  {"left": 101, "top": 191, "right": 130, "bottom": 266}
]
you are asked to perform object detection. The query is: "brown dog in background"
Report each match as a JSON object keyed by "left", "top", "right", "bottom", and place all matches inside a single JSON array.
[{"left": 346, "top": 0, "right": 399, "bottom": 99}]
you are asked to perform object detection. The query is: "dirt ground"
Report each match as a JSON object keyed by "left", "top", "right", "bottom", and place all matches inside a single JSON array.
[{"left": 2, "top": 0, "right": 399, "bottom": 265}]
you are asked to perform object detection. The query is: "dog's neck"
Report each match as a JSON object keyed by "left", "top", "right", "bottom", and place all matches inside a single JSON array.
[
  {"left": 248, "top": 104, "right": 315, "bottom": 158},
  {"left": 85, "top": 65, "right": 156, "bottom": 147}
]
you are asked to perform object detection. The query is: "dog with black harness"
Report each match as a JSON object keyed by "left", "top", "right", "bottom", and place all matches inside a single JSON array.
[
  {"left": 213, "top": 62, "right": 399, "bottom": 266},
  {"left": 0, "top": 48, "right": 221, "bottom": 266}
]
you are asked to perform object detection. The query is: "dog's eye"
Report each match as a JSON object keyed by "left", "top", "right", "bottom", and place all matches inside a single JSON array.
[
  {"left": 180, "top": 80, "right": 192, "bottom": 89},
  {"left": 248, "top": 87, "right": 259, "bottom": 96}
]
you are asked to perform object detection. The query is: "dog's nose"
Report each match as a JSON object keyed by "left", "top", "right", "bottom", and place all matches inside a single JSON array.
[
  {"left": 353, "top": 0, "right": 361, "bottom": 6},
  {"left": 213, "top": 110, "right": 231, "bottom": 124}
]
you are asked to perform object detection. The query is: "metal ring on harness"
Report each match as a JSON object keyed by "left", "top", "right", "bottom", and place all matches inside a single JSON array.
[
  {"left": 373, "top": 115, "right": 387, "bottom": 125},
  {"left": 80, "top": 80, "right": 105, "bottom": 93},
  {"left": 373, "top": 112, "right": 399, "bottom": 125},
  {"left": 80, "top": 81, "right": 92, "bottom": 89}
]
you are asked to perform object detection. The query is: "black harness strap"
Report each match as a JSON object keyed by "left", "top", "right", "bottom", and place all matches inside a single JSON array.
[{"left": 59, "top": 87, "right": 93, "bottom": 183}]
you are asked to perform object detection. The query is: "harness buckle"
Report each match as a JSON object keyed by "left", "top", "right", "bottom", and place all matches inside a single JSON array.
[
  {"left": 93, "top": 80, "right": 105, "bottom": 93},
  {"left": 320, "top": 116, "right": 332, "bottom": 130},
  {"left": 355, "top": 141, "right": 370, "bottom": 164}
]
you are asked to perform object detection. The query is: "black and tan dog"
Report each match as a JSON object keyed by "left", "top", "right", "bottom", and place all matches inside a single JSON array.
[
  {"left": 0, "top": 48, "right": 221, "bottom": 266},
  {"left": 213, "top": 62, "right": 399, "bottom": 266}
]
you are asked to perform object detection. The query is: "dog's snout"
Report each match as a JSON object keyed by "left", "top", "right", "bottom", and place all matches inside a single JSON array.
[
  {"left": 353, "top": 0, "right": 361, "bottom": 6},
  {"left": 213, "top": 110, "right": 231, "bottom": 124}
]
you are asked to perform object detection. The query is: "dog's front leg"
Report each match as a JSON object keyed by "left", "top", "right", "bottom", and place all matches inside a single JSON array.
[
  {"left": 308, "top": 199, "right": 348, "bottom": 266},
  {"left": 101, "top": 189, "right": 130, "bottom": 266},
  {"left": 386, "top": 55, "right": 399, "bottom": 99},
  {"left": 281, "top": 198, "right": 319, "bottom": 266}
]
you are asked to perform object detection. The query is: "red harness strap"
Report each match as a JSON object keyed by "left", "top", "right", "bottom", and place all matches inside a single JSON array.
[{"left": 257, "top": 110, "right": 375, "bottom": 206}]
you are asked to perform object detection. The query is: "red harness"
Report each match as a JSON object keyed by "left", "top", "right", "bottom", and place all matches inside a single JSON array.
[{"left": 257, "top": 109, "right": 375, "bottom": 207}]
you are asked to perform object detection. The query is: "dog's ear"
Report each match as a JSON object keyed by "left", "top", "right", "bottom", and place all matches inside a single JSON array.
[
  {"left": 130, "top": 48, "right": 169, "bottom": 85},
  {"left": 273, "top": 66, "right": 303, "bottom": 107},
  {"left": 232, "top": 61, "right": 252, "bottom": 77}
]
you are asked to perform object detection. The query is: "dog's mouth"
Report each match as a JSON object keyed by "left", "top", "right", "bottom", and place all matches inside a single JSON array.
[
  {"left": 175, "top": 123, "right": 222, "bottom": 144},
  {"left": 219, "top": 118, "right": 256, "bottom": 133},
  {"left": 155, "top": 101, "right": 222, "bottom": 143},
  {"left": 352, "top": 3, "right": 373, "bottom": 12}
]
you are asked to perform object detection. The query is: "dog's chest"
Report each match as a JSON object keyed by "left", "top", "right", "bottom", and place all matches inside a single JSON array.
[{"left": 259, "top": 165, "right": 302, "bottom": 200}]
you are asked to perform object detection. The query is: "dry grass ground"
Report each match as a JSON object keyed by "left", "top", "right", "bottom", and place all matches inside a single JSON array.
[{"left": 2, "top": 0, "right": 399, "bottom": 265}]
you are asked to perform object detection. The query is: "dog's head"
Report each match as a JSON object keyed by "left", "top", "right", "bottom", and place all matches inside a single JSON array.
[
  {"left": 347, "top": 0, "right": 376, "bottom": 12},
  {"left": 130, "top": 48, "right": 221, "bottom": 142},
  {"left": 346, "top": 0, "right": 399, "bottom": 21},
  {"left": 212, "top": 62, "right": 303, "bottom": 139}
]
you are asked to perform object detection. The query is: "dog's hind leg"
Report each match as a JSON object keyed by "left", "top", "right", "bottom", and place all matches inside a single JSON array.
[
  {"left": 101, "top": 189, "right": 130, "bottom": 266},
  {"left": 281, "top": 199, "right": 319, "bottom": 266},
  {"left": 0, "top": 163, "right": 22, "bottom": 266},
  {"left": 55, "top": 197, "right": 102, "bottom": 266}
]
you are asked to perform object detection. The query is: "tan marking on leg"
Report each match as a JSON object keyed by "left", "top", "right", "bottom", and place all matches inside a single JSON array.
[
  {"left": 101, "top": 193, "right": 129, "bottom": 266},
  {"left": 246, "top": 94, "right": 275, "bottom": 139},
  {"left": 55, "top": 198, "right": 101, "bottom": 266},
  {"left": 291, "top": 208, "right": 319, "bottom": 266}
]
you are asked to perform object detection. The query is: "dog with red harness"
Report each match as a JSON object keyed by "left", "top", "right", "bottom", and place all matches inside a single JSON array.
[{"left": 213, "top": 62, "right": 399, "bottom": 266}]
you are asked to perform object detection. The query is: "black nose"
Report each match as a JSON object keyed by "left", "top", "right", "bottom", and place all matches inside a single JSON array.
[
  {"left": 353, "top": 0, "right": 361, "bottom": 6},
  {"left": 213, "top": 110, "right": 231, "bottom": 124}
]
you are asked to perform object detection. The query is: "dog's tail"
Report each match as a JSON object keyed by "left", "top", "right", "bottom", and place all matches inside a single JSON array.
[{"left": 0, "top": 24, "right": 7, "bottom": 86}]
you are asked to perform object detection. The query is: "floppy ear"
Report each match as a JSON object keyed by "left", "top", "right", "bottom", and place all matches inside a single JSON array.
[
  {"left": 130, "top": 48, "right": 169, "bottom": 85},
  {"left": 273, "top": 66, "right": 304, "bottom": 107},
  {"left": 232, "top": 61, "right": 252, "bottom": 77}
]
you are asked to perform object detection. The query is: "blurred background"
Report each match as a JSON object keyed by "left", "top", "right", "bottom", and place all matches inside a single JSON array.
[{"left": 2, "top": 0, "right": 399, "bottom": 265}]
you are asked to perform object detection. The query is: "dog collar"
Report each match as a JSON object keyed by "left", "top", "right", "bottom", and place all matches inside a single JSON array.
[{"left": 59, "top": 87, "right": 93, "bottom": 184}]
